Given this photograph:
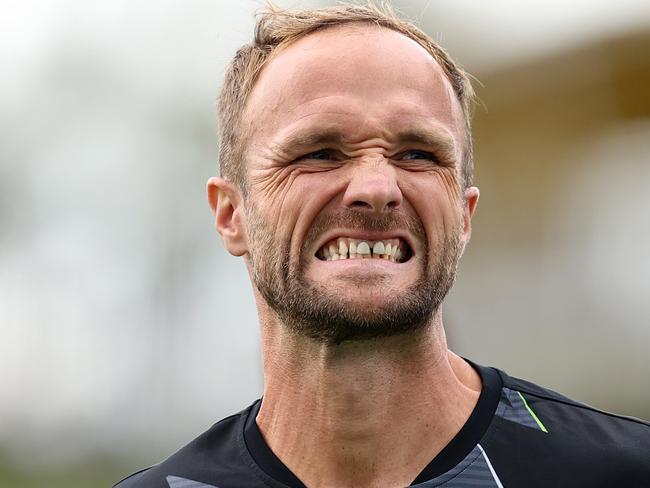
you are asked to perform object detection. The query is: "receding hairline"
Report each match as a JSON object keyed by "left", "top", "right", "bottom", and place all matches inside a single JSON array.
[
  {"left": 217, "top": 3, "right": 476, "bottom": 190},
  {"left": 261, "top": 19, "right": 433, "bottom": 60},
  {"left": 239, "top": 21, "right": 467, "bottom": 161}
]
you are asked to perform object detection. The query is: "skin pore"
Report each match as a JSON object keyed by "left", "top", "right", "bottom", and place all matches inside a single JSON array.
[{"left": 208, "top": 24, "right": 481, "bottom": 488}]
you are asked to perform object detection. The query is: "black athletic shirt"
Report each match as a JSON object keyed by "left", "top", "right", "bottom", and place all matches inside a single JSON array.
[{"left": 114, "top": 362, "right": 650, "bottom": 487}]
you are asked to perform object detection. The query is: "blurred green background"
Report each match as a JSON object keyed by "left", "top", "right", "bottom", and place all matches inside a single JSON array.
[{"left": 1, "top": 0, "right": 649, "bottom": 486}]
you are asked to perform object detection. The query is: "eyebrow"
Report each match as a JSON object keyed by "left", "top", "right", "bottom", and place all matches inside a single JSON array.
[
  {"left": 270, "top": 129, "right": 346, "bottom": 157},
  {"left": 395, "top": 127, "right": 458, "bottom": 160},
  {"left": 271, "top": 125, "right": 458, "bottom": 159}
]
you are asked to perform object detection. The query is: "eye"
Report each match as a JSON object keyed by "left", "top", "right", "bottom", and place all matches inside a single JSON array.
[
  {"left": 399, "top": 150, "right": 438, "bottom": 162},
  {"left": 301, "top": 149, "right": 335, "bottom": 161}
]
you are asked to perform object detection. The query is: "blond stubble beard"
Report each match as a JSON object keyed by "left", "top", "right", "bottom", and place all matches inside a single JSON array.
[{"left": 245, "top": 200, "right": 464, "bottom": 345}]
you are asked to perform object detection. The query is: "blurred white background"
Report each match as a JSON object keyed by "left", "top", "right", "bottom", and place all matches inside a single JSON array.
[{"left": 1, "top": 1, "right": 649, "bottom": 485}]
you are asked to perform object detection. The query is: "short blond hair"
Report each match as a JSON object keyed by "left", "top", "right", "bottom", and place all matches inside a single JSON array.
[{"left": 218, "top": 2, "right": 476, "bottom": 190}]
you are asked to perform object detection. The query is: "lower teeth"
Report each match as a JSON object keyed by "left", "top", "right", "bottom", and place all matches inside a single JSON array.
[{"left": 326, "top": 254, "right": 396, "bottom": 262}]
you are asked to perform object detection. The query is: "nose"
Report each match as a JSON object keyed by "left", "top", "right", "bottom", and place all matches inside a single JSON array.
[{"left": 342, "top": 158, "right": 403, "bottom": 213}]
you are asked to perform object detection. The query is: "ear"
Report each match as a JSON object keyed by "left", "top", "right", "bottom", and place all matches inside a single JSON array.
[
  {"left": 461, "top": 186, "right": 479, "bottom": 245},
  {"left": 207, "top": 177, "right": 248, "bottom": 256}
]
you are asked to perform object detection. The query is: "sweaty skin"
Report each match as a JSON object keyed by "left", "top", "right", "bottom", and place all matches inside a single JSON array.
[{"left": 208, "top": 24, "right": 481, "bottom": 488}]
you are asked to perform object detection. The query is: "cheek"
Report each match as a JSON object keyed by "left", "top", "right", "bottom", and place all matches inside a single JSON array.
[
  {"left": 249, "top": 167, "right": 346, "bottom": 248},
  {"left": 286, "top": 170, "right": 350, "bottom": 239},
  {"left": 402, "top": 169, "right": 464, "bottom": 234},
  {"left": 249, "top": 167, "right": 312, "bottom": 235},
  {"left": 436, "top": 167, "right": 464, "bottom": 203}
]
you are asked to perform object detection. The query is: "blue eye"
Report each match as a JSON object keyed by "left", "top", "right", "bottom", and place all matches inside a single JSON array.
[
  {"left": 401, "top": 150, "right": 437, "bottom": 162},
  {"left": 305, "top": 149, "right": 334, "bottom": 160}
]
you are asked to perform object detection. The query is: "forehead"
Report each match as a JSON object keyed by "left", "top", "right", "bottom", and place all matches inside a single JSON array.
[{"left": 244, "top": 24, "right": 464, "bottom": 150}]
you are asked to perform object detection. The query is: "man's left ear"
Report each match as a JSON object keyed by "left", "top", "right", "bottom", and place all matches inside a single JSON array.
[
  {"left": 461, "top": 186, "right": 479, "bottom": 244},
  {"left": 207, "top": 177, "right": 248, "bottom": 256}
]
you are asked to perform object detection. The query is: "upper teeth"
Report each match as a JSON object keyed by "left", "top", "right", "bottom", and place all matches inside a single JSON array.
[{"left": 318, "top": 238, "right": 405, "bottom": 262}]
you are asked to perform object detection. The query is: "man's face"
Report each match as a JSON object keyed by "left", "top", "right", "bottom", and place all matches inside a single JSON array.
[{"left": 239, "top": 25, "right": 477, "bottom": 344}]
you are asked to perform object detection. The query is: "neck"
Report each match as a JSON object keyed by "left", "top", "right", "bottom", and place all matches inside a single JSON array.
[{"left": 256, "top": 308, "right": 482, "bottom": 488}]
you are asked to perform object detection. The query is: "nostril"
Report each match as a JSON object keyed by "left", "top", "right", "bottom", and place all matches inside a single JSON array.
[
  {"left": 348, "top": 200, "right": 398, "bottom": 212},
  {"left": 384, "top": 201, "right": 398, "bottom": 211},
  {"left": 351, "top": 200, "right": 372, "bottom": 208}
]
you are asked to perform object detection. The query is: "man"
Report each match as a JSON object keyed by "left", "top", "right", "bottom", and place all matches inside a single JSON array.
[{"left": 115, "top": 3, "right": 649, "bottom": 487}]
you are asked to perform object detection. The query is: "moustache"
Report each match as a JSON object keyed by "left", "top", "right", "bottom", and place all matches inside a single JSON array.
[{"left": 303, "top": 209, "right": 426, "bottom": 251}]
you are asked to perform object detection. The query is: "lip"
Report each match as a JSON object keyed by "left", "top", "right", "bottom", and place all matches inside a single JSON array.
[{"left": 311, "top": 229, "right": 416, "bottom": 259}]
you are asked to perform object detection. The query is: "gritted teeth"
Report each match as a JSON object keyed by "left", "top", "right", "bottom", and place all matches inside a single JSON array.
[{"left": 316, "top": 237, "right": 411, "bottom": 263}]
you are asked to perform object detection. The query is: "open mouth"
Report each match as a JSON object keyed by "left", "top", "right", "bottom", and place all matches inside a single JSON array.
[{"left": 316, "top": 237, "right": 413, "bottom": 263}]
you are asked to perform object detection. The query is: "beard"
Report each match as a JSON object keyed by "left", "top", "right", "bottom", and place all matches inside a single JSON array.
[{"left": 247, "top": 203, "right": 464, "bottom": 345}]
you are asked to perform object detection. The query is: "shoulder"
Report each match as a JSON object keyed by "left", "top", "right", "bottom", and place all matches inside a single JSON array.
[
  {"left": 113, "top": 402, "right": 261, "bottom": 488},
  {"left": 113, "top": 467, "right": 150, "bottom": 488},
  {"left": 488, "top": 368, "right": 650, "bottom": 484},
  {"left": 499, "top": 369, "right": 650, "bottom": 434}
]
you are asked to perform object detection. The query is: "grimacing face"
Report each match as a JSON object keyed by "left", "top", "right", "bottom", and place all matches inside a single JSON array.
[{"left": 212, "top": 25, "right": 479, "bottom": 344}]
